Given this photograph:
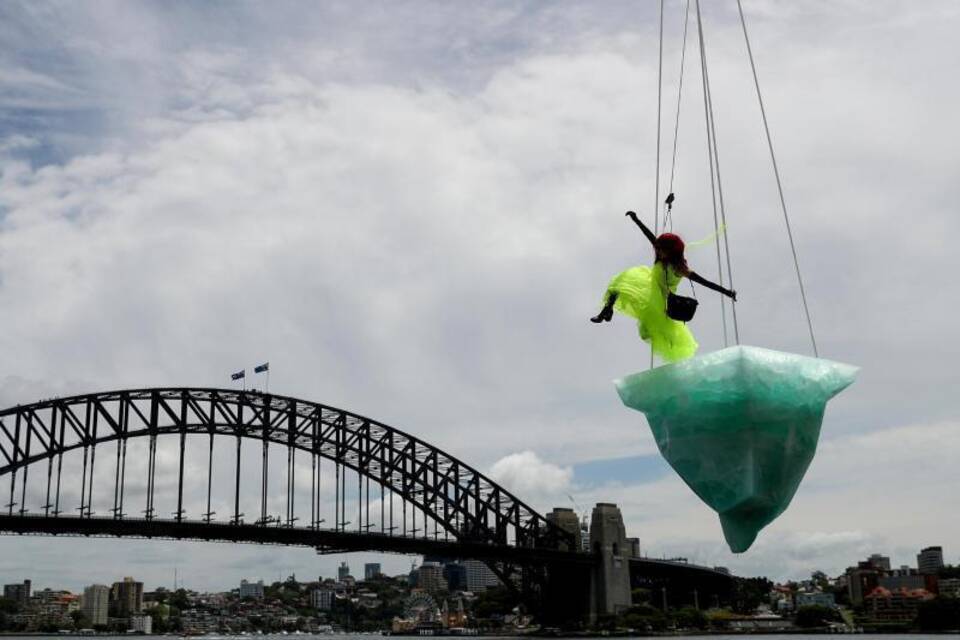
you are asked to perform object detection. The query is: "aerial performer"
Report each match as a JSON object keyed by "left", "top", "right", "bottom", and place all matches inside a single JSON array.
[{"left": 591, "top": 210, "right": 736, "bottom": 362}]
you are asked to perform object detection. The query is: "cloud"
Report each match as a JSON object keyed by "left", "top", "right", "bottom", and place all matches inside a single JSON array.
[{"left": 489, "top": 451, "right": 573, "bottom": 498}]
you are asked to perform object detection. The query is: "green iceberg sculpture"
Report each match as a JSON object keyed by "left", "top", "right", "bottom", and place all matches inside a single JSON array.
[{"left": 616, "top": 346, "right": 857, "bottom": 552}]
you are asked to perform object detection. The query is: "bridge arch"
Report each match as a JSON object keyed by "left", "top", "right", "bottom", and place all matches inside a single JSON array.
[{"left": 0, "top": 388, "right": 573, "bottom": 551}]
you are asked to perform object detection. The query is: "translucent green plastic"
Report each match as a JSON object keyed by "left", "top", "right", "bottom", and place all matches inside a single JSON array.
[{"left": 615, "top": 346, "right": 857, "bottom": 552}]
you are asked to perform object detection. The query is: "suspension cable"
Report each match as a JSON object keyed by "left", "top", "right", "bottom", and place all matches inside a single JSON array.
[
  {"left": 651, "top": 0, "right": 665, "bottom": 370},
  {"left": 735, "top": 0, "right": 818, "bottom": 357},
  {"left": 694, "top": 0, "right": 729, "bottom": 347},
  {"left": 695, "top": 0, "right": 740, "bottom": 344},
  {"left": 653, "top": 0, "right": 665, "bottom": 236},
  {"left": 664, "top": 0, "right": 692, "bottom": 232}
]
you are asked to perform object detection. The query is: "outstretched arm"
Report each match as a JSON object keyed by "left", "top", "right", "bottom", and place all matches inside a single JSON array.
[
  {"left": 625, "top": 211, "right": 657, "bottom": 246},
  {"left": 687, "top": 271, "right": 737, "bottom": 301}
]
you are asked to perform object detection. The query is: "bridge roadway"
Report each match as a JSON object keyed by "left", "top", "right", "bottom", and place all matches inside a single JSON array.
[
  {"left": 0, "top": 512, "right": 730, "bottom": 586},
  {"left": 0, "top": 513, "right": 593, "bottom": 565}
]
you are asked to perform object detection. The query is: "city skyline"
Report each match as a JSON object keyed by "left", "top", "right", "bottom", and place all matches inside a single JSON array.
[{"left": 2, "top": 0, "right": 959, "bottom": 585}]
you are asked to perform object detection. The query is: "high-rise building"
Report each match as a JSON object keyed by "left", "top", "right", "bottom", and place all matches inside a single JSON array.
[
  {"left": 311, "top": 589, "right": 334, "bottom": 611},
  {"left": 110, "top": 577, "right": 144, "bottom": 616},
  {"left": 917, "top": 546, "right": 944, "bottom": 575},
  {"left": 3, "top": 580, "right": 31, "bottom": 608},
  {"left": 364, "top": 563, "right": 382, "bottom": 580},
  {"left": 462, "top": 560, "right": 500, "bottom": 592},
  {"left": 338, "top": 561, "right": 351, "bottom": 582},
  {"left": 867, "top": 554, "right": 891, "bottom": 572},
  {"left": 417, "top": 562, "right": 448, "bottom": 593},
  {"left": 443, "top": 563, "right": 467, "bottom": 592},
  {"left": 846, "top": 566, "right": 880, "bottom": 606},
  {"left": 82, "top": 585, "right": 110, "bottom": 626},
  {"left": 239, "top": 580, "right": 265, "bottom": 600},
  {"left": 546, "top": 507, "right": 582, "bottom": 551}
]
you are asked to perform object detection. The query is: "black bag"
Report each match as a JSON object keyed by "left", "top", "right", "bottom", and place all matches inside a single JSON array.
[
  {"left": 666, "top": 292, "right": 698, "bottom": 322},
  {"left": 664, "top": 267, "right": 698, "bottom": 322}
]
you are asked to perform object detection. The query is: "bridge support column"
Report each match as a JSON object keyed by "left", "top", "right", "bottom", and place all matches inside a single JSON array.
[{"left": 589, "top": 502, "right": 632, "bottom": 623}]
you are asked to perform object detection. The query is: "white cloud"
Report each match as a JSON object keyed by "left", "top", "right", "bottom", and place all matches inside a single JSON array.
[{"left": 489, "top": 451, "right": 573, "bottom": 498}]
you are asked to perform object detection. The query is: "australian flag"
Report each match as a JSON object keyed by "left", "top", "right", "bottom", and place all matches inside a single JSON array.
[
  {"left": 231, "top": 370, "right": 245, "bottom": 381},
  {"left": 254, "top": 362, "right": 269, "bottom": 374}
]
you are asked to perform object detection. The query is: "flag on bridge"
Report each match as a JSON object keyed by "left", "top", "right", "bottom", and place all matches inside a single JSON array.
[
  {"left": 254, "top": 362, "right": 269, "bottom": 374},
  {"left": 231, "top": 370, "right": 245, "bottom": 381}
]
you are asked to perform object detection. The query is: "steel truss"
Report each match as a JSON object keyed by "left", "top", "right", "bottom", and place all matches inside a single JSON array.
[{"left": 0, "top": 388, "right": 576, "bottom": 554}]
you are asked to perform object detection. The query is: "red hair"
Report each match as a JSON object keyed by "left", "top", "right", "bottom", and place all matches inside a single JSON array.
[{"left": 655, "top": 233, "right": 688, "bottom": 273}]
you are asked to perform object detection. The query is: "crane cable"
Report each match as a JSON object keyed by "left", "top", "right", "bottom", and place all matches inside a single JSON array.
[
  {"left": 653, "top": 0, "right": 665, "bottom": 237},
  {"left": 695, "top": 0, "right": 740, "bottom": 345},
  {"left": 651, "top": 0, "right": 665, "bottom": 370},
  {"left": 664, "top": 0, "right": 692, "bottom": 233},
  {"left": 735, "top": 0, "right": 818, "bottom": 357}
]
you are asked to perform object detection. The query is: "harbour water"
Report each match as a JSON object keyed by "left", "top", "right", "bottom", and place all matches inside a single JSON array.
[{"left": 0, "top": 635, "right": 955, "bottom": 639}]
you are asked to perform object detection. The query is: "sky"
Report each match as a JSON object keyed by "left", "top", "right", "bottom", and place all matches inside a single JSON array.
[{"left": 1, "top": 0, "right": 959, "bottom": 593}]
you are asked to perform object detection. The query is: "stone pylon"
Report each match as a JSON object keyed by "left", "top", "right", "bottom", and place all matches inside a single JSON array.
[{"left": 589, "top": 502, "right": 632, "bottom": 622}]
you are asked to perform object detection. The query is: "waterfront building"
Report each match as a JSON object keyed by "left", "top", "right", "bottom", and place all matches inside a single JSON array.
[
  {"left": 462, "top": 559, "right": 500, "bottom": 592},
  {"left": 3, "top": 580, "right": 31, "bottom": 608},
  {"left": 82, "top": 584, "right": 110, "bottom": 626},
  {"left": 364, "top": 562, "right": 382, "bottom": 580},
  {"left": 880, "top": 573, "right": 926, "bottom": 591},
  {"left": 338, "top": 561, "right": 351, "bottom": 582},
  {"left": 181, "top": 608, "right": 219, "bottom": 634},
  {"left": 311, "top": 589, "right": 334, "bottom": 611},
  {"left": 917, "top": 546, "right": 944, "bottom": 574},
  {"left": 239, "top": 579, "right": 265, "bottom": 600},
  {"left": 796, "top": 591, "right": 836, "bottom": 608},
  {"left": 938, "top": 578, "right": 960, "bottom": 598},
  {"left": 111, "top": 577, "right": 144, "bottom": 616},
  {"left": 418, "top": 562, "right": 448, "bottom": 593},
  {"left": 130, "top": 614, "right": 153, "bottom": 634},
  {"left": 864, "top": 586, "right": 934, "bottom": 622}
]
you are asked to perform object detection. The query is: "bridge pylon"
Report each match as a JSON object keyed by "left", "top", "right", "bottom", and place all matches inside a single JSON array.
[{"left": 588, "top": 502, "right": 632, "bottom": 622}]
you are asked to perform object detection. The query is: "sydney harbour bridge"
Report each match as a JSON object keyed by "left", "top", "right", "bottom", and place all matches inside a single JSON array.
[{"left": 0, "top": 387, "right": 732, "bottom": 623}]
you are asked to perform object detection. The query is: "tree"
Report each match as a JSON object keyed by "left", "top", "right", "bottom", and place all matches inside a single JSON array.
[
  {"left": 916, "top": 597, "right": 960, "bottom": 631},
  {"left": 70, "top": 610, "right": 90, "bottom": 630},
  {"left": 619, "top": 605, "right": 668, "bottom": 632},
  {"left": 631, "top": 588, "right": 652, "bottom": 605},
  {"left": 733, "top": 577, "right": 772, "bottom": 614},
  {"left": 170, "top": 588, "right": 190, "bottom": 611},
  {"left": 672, "top": 606, "right": 708, "bottom": 630},
  {"left": 795, "top": 605, "right": 838, "bottom": 628}
]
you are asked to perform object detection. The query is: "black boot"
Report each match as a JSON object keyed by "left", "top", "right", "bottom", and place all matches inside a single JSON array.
[{"left": 590, "top": 293, "right": 617, "bottom": 323}]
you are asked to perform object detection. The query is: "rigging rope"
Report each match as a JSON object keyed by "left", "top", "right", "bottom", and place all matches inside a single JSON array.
[
  {"left": 651, "top": 0, "right": 665, "bottom": 370},
  {"left": 654, "top": 0, "right": 665, "bottom": 236},
  {"left": 695, "top": 0, "right": 740, "bottom": 345},
  {"left": 664, "top": 0, "right": 692, "bottom": 232},
  {"left": 735, "top": 0, "right": 818, "bottom": 357},
  {"left": 694, "top": 0, "right": 730, "bottom": 347}
]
